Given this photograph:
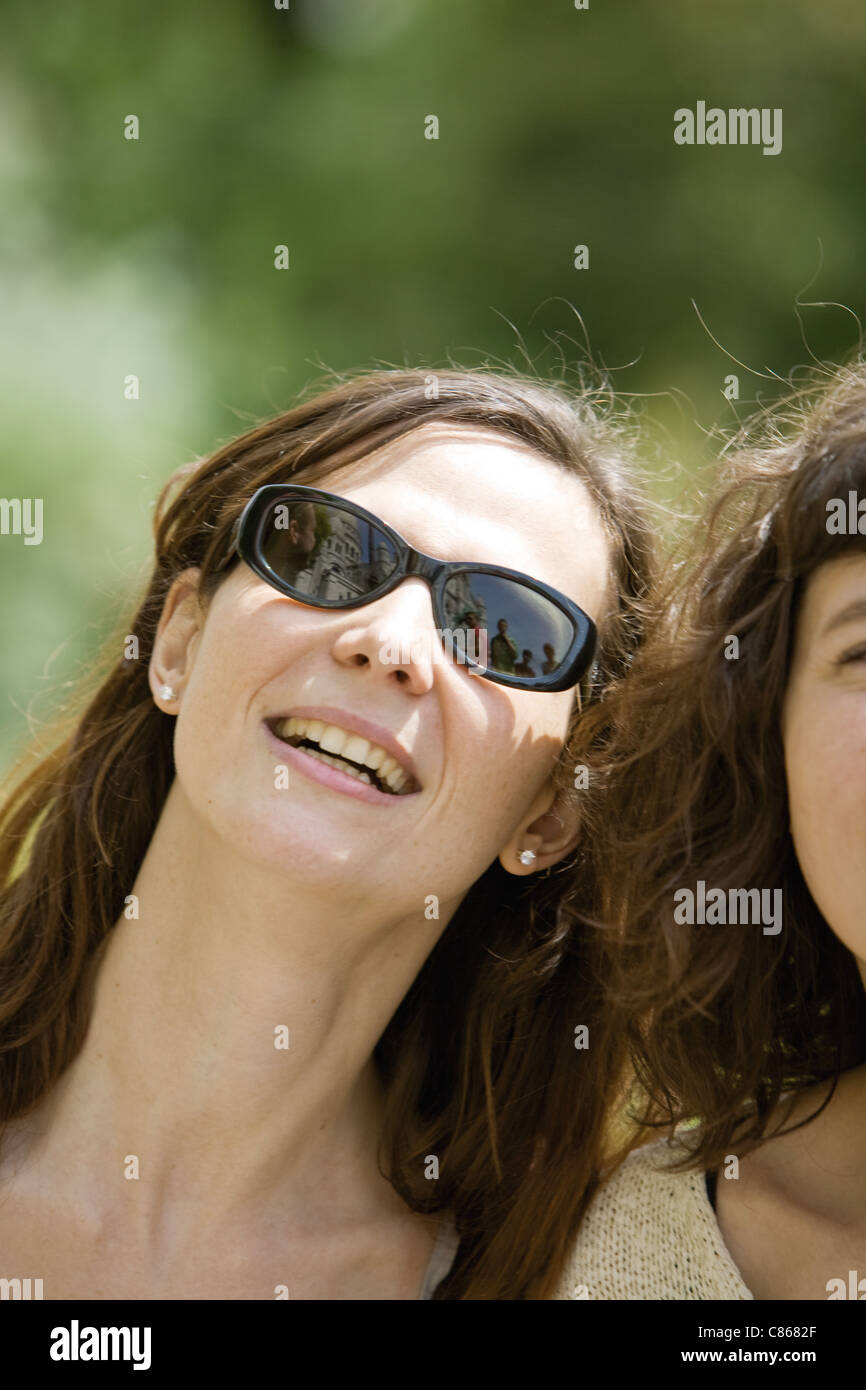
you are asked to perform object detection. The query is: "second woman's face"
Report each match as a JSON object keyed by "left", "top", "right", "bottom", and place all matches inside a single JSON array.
[
  {"left": 163, "top": 423, "right": 613, "bottom": 916},
  {"left": 782, "top": 550, "right": 866, "bottom": 981}
]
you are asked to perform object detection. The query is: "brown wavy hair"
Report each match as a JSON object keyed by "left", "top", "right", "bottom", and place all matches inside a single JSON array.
[
  {"left": 0, "top": 365, "right": 656, "bottom": 1299},
  {"left": 582, "top": 359, "right": 866, "bottom": 1176}
]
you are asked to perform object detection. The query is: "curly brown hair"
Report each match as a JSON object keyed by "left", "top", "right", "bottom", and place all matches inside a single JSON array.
[{"left": 580, "top": 359, "right": 866, "bottom": 1175}]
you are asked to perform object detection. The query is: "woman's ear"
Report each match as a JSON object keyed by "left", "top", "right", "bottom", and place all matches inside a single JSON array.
[
  {"left": 148, "top": 567, "right": 205, "bottom": 710},
  {"left": 498, "top": 787, "right": 583, "bottom": 876}
]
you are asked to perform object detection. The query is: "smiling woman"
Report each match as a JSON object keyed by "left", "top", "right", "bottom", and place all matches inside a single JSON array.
[{"left": 0, "top": 365, "right": 655, "bottom": 1300}]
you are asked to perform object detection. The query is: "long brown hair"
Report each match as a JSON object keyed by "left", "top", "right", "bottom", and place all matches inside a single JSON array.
[
  {"left": 0, "top": 365, "right": 656, "bottom": 1299},
  {"left": 584, "top": 359, "right": 866, "bottom": 1176}
]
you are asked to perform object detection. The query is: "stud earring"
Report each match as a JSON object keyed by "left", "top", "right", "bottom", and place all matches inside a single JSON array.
[
  {"left": 518, "top": 849, "right": 537, "bottom": 866},
  {"left": 160, "top": 684, "right": 176, "bottom": 701}
]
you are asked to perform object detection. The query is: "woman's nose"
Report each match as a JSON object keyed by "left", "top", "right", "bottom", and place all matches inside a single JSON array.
[{"left": 329, "top": 577, "right": 440, "bottom": 689}]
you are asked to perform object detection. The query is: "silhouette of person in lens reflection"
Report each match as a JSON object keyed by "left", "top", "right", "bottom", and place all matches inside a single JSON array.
[
  {"left": 455, "top": 610, "right": 487, "bottom": 667},
  {"left": 514, "top": 650, "right": 536, "bottom": 677},
  {"left": 490, "top": 618, "right": 519, "bottom": 674},
  {"left": 267, "top": 501, "right": 319, "bottom": 582},
  {"left": 541, "top": 642, "right": 558, "bottom": 675}
]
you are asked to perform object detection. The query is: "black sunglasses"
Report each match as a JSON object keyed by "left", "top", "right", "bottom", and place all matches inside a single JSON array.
[{"left": 218, "top": 484, "right": 597, "bottom": 693}]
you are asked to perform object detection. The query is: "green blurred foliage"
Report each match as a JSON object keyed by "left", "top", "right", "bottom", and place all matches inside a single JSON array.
[{"left": 1, "top": 0, "right": 865, "bottom": 766}]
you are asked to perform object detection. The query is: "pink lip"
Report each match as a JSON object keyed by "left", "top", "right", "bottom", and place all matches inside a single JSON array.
[
  {"left": 269, "top": 704, "right": 420, "bottom": 786},
  {"left": 262, "top": 722, "right": 419, "bottom": 806}
]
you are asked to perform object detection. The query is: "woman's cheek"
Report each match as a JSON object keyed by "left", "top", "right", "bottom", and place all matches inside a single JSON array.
[{"left": 786, "top": 699, "right": 866, "bottom": 962}]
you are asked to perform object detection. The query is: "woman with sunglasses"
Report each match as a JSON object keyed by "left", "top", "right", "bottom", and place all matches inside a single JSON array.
[
  {"left": 0, "top": 366, "right": 654, "bottom": 1299},
  {"left": 562, "top": 360, "right": 866, "bottom": 1299}
]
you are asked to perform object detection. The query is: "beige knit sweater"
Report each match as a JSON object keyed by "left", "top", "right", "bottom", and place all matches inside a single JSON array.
[{"left": 549, "top": 1137, "right": 755, "bottom": 1299}]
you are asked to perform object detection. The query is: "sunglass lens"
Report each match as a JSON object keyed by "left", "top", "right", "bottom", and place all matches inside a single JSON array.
[
  {"left": 257, "top": 496, "right": 400, "bottom": 598},
  {"left": 442, "top": 572, "right": 576, "bottom": 682}
]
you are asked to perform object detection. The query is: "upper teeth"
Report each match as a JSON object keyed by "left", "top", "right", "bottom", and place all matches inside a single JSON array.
[{"left": 275, "top": 717, "right": 414, "bottom": 795}]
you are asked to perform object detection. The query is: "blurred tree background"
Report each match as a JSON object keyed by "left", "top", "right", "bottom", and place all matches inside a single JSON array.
[{"left": 1, "top": 0, "right": 865, "bottom": 766}]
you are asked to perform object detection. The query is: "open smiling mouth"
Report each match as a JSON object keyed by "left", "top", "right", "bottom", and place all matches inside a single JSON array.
[{"left": 265, "top": 716, "right": 419, "bottom": 796}]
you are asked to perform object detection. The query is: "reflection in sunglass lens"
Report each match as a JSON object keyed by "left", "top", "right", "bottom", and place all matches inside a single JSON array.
[
  {"left": 444, "top": 572, "right": 574, "bottom": 680},
  {"left": 255, "top": 495, "right": 578, "bottom": 685},
  {"left": 258, "top": 498, "right": 401, "bottom": 600}
]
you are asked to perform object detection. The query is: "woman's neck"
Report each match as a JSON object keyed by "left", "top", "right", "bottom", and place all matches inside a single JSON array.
[{"left": 4, "top": 777, "right": 458, "bottom": 1246}]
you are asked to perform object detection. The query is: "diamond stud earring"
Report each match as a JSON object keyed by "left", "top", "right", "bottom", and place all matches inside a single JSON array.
[
  {"left": 518, "top": 849, "right": 537, "bottom": 866},
  {"left": 160, "top": 684, "right": 176, "bottom": 701}
]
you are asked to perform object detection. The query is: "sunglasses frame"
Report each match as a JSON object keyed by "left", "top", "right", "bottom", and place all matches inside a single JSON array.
[{"left": 219, "top": 483, "right": 597, "bottom": 693}]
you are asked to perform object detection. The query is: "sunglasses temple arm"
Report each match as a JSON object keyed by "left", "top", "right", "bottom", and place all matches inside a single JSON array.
[{"left": 213, "top": 516, "right": 242, "bottom": 571}]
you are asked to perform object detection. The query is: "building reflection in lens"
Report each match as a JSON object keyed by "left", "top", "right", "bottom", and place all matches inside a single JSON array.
[{"left": 262, "top": 507, "right": 566, "bottom": 681}]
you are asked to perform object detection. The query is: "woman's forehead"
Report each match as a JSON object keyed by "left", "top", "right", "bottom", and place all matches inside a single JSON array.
[
  {"left": 794, "top": 551, "right": 866, "bottom": 644},
  {"left": 321, "top": 425, "right": 612, "bottom": 610}
]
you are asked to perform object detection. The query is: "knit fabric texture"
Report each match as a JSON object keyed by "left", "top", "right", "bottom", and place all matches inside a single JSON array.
[
  {"left": 549, "top": 1136, "right": 755, "bottom": 1300},
  {"left": 417, "top": 1213, "right": 461, "bottom": 1300}
]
